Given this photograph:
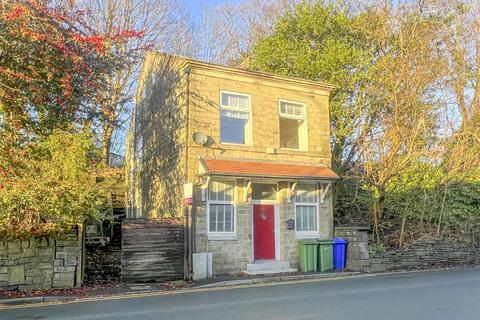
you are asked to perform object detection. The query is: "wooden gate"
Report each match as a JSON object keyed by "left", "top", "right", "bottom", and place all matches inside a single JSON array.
[{"left": 121, "top": 218, "right": 184, "bottom": 282}]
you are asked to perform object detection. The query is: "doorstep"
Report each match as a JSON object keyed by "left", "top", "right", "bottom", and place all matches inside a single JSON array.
[{"left": 245, "top": 260, "right": 298, "bottom": 275}]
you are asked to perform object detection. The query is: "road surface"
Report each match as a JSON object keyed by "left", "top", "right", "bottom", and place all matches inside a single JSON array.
[{"left": 1, "top": 268, "right": 479, "bottom": 320}]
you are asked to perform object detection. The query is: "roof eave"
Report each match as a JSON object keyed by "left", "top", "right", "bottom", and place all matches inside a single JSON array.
[
  {"left": 198, "top": 171, "right": 341, "bottom": 181},
  {"left": 181, "top": 59, "right": 337, "bottom": 92}
]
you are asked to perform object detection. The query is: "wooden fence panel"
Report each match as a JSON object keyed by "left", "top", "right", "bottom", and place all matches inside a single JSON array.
[{"left": 121, "top": 218, "right": 184, "bottom": 282}]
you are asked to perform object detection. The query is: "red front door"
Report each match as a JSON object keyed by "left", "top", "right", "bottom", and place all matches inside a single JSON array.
[{"left": 253, "top": 204, "right": 275, "bottom": 260}]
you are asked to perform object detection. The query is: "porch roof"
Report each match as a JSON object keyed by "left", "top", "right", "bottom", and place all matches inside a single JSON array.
[{"left": 199, "top": 158, "right": 340, "bottom": 180}]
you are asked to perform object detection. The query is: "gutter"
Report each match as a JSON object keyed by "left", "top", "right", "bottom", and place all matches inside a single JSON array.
[{"left": 198, "top": 172, "right": 341, "bottom": 181}]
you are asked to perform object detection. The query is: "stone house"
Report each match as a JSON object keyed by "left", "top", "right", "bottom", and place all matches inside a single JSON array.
[{"left": 125, "top": 52, "right": 339, "bottom": 278}]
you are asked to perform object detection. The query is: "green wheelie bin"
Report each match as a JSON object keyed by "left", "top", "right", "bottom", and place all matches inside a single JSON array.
[
  {"left": 298, "top": 240, "right": 319, "bottom": 272},
  {"left": 318, "top": 240, "right": 334, "bottom": 272}
]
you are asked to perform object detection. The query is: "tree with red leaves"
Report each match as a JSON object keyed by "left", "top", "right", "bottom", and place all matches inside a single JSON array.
[
  {"left": 0, "top": 0, "right": 139, "bottom": 135},
  {"left": 0, "top": 1, "right": 142, "bottom": 238}
]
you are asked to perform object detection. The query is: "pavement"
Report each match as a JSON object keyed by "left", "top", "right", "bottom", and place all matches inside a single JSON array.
[
  {"left": 1, "top": 268, "right": 479, "bottom": 319},
  {"left": 0, "top": 270, "right": 360, "bottom": 305}
]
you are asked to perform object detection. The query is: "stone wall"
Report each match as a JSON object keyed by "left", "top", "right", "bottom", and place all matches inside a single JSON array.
[
  {"left": 334, "top": 227, "right": 370, "bottom": 272},
  {"left": 334, "top": 226, "right": 480, "bottom": 273},
  {"left": 369, "top": 239, "right": 480, "bottom": 272},
  {"left": 195, "top": 203, "right": 253, "bottom": 275},
  {"left": 194, "top": 183, "right": 334, "bottom": 275},
  {"left": 128, "top": 53, "right": 187, "bottom": 219},
  {"left": 186, "top": 61, "right": 333, "bottom": 173},
  {"left": 0, "top": 229, "right": 83, "bottom": 291}
]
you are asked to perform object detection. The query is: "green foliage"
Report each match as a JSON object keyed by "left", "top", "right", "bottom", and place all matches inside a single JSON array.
[
  {"left": 251, "top": 1, "right": 480, "bottom": 246},
  {"left": 384, "top": 162, "right": 443, "bottom": 220},
  {"left": 385, "top": 163, "right": 480, "bottom": 226},
  {"left": 251, "top": 2, "right": 378, "bottom": 171},
  {"left": 368, "top": 234, "right": 386, "bottom": 254},
  {"left": 0, "top": 2, "right": 138, "bottom": 239},
  {"left": 0, "top": 130, "right": 102, "bottom": 238}
]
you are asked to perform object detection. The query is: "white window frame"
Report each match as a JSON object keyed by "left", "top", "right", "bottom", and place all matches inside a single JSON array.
[
  {"left": 207, "top": 180, "right": 237, "bottom": 240},
  {"left": 278, "top": 99, "right": 308, "bottom": 151},
  {"left": 219, "top": 90, "right": 252, "bottom": 146},
  {"left": 294, "top": 183, "right": 319, "bottom": 238}
]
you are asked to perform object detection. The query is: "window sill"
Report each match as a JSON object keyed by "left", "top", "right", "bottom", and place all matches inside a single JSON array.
[
  {"left": 277, "top": 148, "right": 308, "bottom": 154},
  {"left": 295, "top": 232, "right": 320, "bottom": 240},
  {"left": 219, "top": 143, "right": 254, "bottom": 150},
  {"left": 207, "top": 233, "right": 238, "bottom": 241}
]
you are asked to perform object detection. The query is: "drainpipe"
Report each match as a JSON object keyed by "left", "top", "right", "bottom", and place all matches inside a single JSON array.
[
  {"left": 128, "top": 108, "right": 136, "bottom": 218},
  {"left": 183, "top": 66, "right": 192, "bottom": 280}
]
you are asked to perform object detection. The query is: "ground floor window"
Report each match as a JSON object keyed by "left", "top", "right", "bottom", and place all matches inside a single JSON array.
[
  {"left": 295, "top": 184, "right": 318, "bottom": 233},
  {"left": 208, "top": 180, "right": 236, "bottom": 234},
  {"left": 209, "top": 204, "right": 234, "bottom": 232},
  {"left": 295, "top": 205, "right": 316, "bottom": 232}
]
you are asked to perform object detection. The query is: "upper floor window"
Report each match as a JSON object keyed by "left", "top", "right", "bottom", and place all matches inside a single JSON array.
[
  {"left": 279, "top": 100, "right": 307, "bottom": 150},
  {"left": 220, "top": 91, "right": 251, "bottom": 145}
]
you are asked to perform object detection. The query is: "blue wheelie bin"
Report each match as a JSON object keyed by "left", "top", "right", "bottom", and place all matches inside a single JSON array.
[{"left": 333, "top": 238, "right": 348, "bottom": 270}]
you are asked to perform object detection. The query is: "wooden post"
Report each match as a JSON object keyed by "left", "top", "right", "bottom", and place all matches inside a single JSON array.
[{"left": 75, "top": 223, "right": 85, "bottom": 287}]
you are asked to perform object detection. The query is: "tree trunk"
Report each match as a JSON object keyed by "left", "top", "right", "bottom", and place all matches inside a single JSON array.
[
  {"left": 102, "top": 123, "right": 114, "bottom": 165},
  {"left": 372, "top": 185, "right": 386, "bottom": 242},
  {"left": 437, "top": 185, "right": 448, "bottom": 237},
  {"left": 399, "top": 216, "right": 406, "bottom": 248}
]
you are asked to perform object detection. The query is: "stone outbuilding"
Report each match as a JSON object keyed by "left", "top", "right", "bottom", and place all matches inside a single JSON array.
[{"left": 125, "top": 53, "right": 339, "bottom": 279}]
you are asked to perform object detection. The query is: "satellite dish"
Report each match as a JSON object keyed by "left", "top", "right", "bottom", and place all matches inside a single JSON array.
[{"left": 192, "top": 132, "right": 208, "bottom": 146}]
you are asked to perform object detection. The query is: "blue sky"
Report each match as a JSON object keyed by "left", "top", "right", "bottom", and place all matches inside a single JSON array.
[{"left": 186, "top": 0, "right": 244, "bottom": 16}]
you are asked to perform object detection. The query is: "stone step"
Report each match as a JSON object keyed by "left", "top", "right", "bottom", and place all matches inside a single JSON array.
[
  {"left": 245, "top": 268, "right": 298, "bottom": 275},
  {"left": 246, "top": 260, "right": 291, "bottom": 272}
]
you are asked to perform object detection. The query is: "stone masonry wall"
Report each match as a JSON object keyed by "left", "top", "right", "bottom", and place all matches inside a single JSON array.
[
  {"left": 185, "top": 58, "right": 335, "bottom": 275},
  {"left": 186, "top": 61, "right": 333, "bottom": 179},
  {"left": 334, "top": 227, "right": 370, "bottom": 272},
  {"left": 334, "top": 227, "right": 480, "bottom": 273},
  {"left": 195, "top": 183, "right": 334, "bottom": 275},
  {"left": 136, "top": 54, "right": 187, "bottom": 219},
  {"left": 0, "top": 230, "right": 82, "bottom": 291},
  {"left": 195, "top": 203, "right": 253, "bottom": 275},
  {"left": 369, "top": 239, "right": 480, "bottom": 272}
]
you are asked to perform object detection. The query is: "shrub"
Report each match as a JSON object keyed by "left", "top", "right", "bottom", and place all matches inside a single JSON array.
[{"left": 0, "top": 130, "right": 102, "bottom": 238}]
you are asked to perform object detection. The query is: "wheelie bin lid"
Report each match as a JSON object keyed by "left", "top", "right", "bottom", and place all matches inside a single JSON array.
[
  {"left": 333, "top": 237, "right": 348, "bottom": 244},
  {"left": 318, "top": 239, "right": 334, "bottom": 244},
  {"left": 299, "top": 239, "right": 320, "bottom": 244}
]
